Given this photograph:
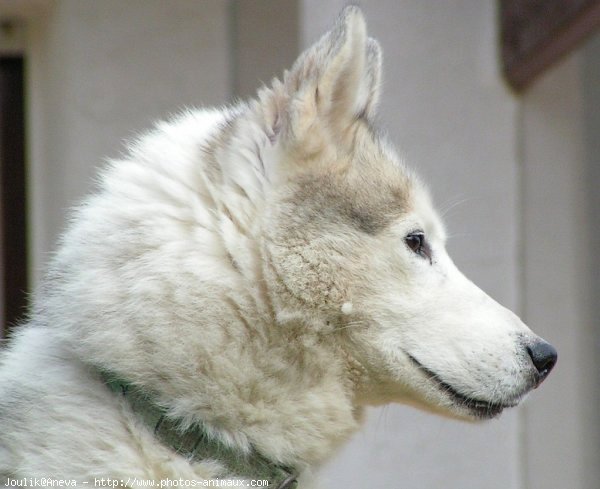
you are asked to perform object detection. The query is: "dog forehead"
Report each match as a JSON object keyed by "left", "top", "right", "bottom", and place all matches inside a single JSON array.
[{"left": 286, "top": 145, "right": 414, "bottom": 235}]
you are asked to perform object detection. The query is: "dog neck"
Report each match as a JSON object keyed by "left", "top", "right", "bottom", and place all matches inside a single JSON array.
[{"left": 101, "top": 371, "right": 298, "bottom": 489}]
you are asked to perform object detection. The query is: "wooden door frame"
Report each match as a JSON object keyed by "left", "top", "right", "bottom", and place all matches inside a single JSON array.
[
  {"left": 0, "top": 56, "right": 27, "bottom": 336},
  {"left": 500, "top": 0, "right": 600, "bottom": 90}
]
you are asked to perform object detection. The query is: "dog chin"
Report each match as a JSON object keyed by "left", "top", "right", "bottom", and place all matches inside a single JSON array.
[
  {"left": 404, "top": 353, "right": 527, "bottom": 421},
  {"left": 449, "top": 399, "right": 512, "bottom": 421},
  {"left": 402, "top": 394, "right": 509, "bottom": 422},
  {"left": 435, "top": 385, "right": 524, "bottom": 421}
]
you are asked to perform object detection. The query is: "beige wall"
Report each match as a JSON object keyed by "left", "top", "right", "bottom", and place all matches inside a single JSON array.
[
  {"left": 25, "top": 0, "right": 231, "bottom": 283},
  {"left": 521, "top": 41, "right": 599, "bottom": 488},
  {"left": 0, "top": 1, "right": 597, "bottom": 487},
  {"left": 232, "top": 0, "right": 299, "bottom": 99}
]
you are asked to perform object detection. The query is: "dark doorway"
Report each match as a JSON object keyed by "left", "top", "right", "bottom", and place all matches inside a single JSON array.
[{"left": 0, "top": 57, "right": 27, "bottom": 337}]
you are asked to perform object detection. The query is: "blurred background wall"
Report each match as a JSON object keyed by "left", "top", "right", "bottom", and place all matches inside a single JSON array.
[{"left": 0, "top": 1, "right": 598, "bottom": 487}]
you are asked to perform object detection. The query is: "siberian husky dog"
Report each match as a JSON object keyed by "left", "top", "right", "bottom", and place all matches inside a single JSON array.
[{"left": 0, "top": 7, "right": 556, "bottom": 488}]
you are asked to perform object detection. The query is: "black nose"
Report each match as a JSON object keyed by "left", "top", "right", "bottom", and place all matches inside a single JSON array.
[{"left": 526, "top": 340, "right": 557, "bottom": 386}]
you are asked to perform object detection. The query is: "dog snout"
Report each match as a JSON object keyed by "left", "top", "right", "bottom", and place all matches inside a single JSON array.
[{"left": 526, "top": 340, "right": 557, "bottom": 387}]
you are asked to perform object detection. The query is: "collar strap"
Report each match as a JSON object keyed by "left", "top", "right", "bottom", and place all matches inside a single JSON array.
[{"left": 101, "top": 371, "right": 297, "bottom": 489}]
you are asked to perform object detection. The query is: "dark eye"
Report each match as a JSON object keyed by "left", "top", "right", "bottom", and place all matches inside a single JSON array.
[{"left": 405, "top": 232, "right": 432, "bottom": 263}]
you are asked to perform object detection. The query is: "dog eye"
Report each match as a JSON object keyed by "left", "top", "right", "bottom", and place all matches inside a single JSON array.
[{"left": 405, "top": 232, "right": 432, "bottom": 263}]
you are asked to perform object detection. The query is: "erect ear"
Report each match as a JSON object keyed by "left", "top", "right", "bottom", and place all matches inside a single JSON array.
[
  {"left": 358, "top": 38, "right": 382, "bottom": 121},
  {"left": 271, "top": 7, "right": 382, "bottom": 153}
]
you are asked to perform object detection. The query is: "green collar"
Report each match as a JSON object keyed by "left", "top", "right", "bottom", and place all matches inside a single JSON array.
[{"left": 101, "top": 371, "right": 297, "bottom": 489}]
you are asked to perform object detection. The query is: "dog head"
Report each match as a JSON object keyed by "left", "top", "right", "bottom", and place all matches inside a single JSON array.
[{"left": 258, "top": 7, "right": 556, "bottom": 421}]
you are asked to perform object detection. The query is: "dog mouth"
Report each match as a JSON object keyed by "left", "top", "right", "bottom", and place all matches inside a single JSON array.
[{"left": 406, "top": 354, "right": 519, "bottom": 419}]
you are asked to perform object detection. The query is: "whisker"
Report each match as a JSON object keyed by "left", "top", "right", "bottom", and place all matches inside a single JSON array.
[
  {"left": 324, "top": 319, "right": 369, "bottom": 334},
  {"left": 438, "top": 195, "right": 473, "bottom": 218}
]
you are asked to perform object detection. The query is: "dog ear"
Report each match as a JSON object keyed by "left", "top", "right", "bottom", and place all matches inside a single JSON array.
[
  {"left": 263, "top": 7, "right": 380, "bottom": 155},
  {"left": 358, "top": 38, "right": 382, "bottom": 121}
]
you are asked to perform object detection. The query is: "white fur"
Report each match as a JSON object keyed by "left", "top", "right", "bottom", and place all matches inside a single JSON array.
[{"left": 0, "top": 7, "right": 554, "bottom": 485}]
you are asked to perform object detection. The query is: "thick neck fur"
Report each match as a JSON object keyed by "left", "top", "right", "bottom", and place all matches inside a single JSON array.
[{"left": 38, "top": 105, "right": 362, "bottom": 470}]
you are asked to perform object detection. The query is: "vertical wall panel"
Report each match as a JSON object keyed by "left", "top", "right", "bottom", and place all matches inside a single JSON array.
[
  {"left": 521, "top": 43, "right": 597, "bottom": 489},
  {"left": 232, "top": 0, "right": 299, "bottom": 99},
  {"left": 27, "top": 0, "right": 231, "bottom": 282}
]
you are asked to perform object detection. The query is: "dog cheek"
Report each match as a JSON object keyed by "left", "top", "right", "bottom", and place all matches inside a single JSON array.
[{"left": 262, "top": 241, "right": 351, "bottom": 319}]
